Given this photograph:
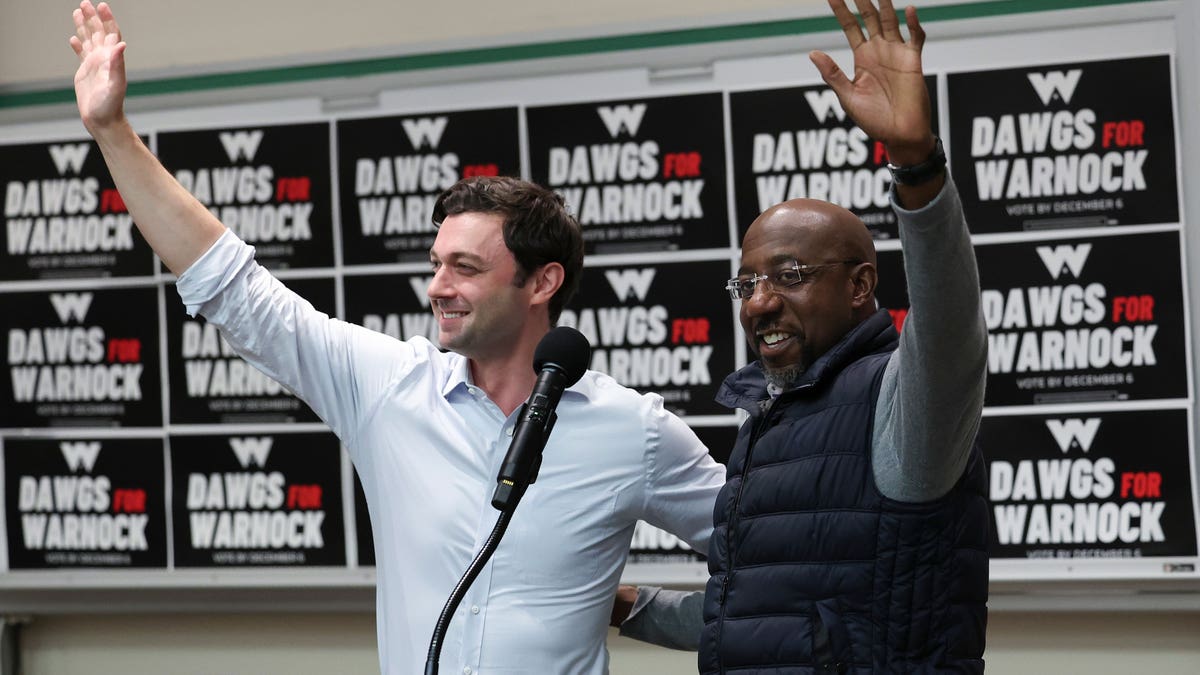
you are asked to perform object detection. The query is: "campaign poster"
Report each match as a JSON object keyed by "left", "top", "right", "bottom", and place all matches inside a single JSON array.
[
  {"left": 337, "top": 107, "right": 521, "bottom": 264},
  {"left": 343, "top": 270, "right": 438, "bottom": 343},
  {"left": 559, "top": 259, "right": 737, "bottom": 417},
  {"left": 728, "top": 77, "right": 939, "bottom": 242},
  {"left": 1, "top": 137, "right": 153, "bottom": 281},
  {"left": 873, "top": 230, "right": 1187, "bottom": 407},
  {"left": 527, "top": 93, "right": 729, "bottom": 253},
  {"left": 4, "top": 436, "right": 167, "bottom": 569},
  {"left": 155, "top": 122, "right": 335, "bottom": 269},
  {"left": 170, "top": 431, "right": 346, "bottom": 567},
  {"left": 626, "top": 424, "right": 738, "bottom": 565},
  {"left": 981, "top": 231, "right": 1187, "bottom": 406},
  {"left": 948, "top": 55, "right": 1178, "bottom": 233},
  {"left": 0, "top": 286, "right": 162, "bottom": 429},
  {"left": 983, "top": 408, "right": 1197, "bottom": 561},
  {"left": 164, "top": 276, "right": 337, "bottom": 424}
]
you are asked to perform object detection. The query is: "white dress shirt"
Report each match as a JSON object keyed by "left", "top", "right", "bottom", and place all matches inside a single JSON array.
[{"left": 176, "top": 230, "right": 725, "bottom": 675}]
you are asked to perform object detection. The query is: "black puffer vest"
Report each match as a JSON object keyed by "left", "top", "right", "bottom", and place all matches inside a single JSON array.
[{"left": 700, "top": 309, "right": 988, "bottom": 674}]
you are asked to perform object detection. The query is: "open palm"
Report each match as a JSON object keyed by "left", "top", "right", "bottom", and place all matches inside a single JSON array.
[
  {"left": 69, "top": 1, "right": 127, "bottom": 133},
  {"left": 810, "top": 0, "right": 933, "bottom": 162}
]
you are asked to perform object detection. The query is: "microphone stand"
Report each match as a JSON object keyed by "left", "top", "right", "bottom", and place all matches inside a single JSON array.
[
  {"left": 423, "top": 508, "right": 515, "bottom": 675},
  {"left": 423, "top": 414, "right": 543, "bottom": 675}
]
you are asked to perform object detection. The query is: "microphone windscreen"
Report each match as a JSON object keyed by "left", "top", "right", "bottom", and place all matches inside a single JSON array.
[{"left": 533, "top": 326, "right": 591, "bottom": 386}]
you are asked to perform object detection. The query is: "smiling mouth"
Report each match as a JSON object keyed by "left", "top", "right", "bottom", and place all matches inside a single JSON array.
[
  {"left": 756, "top": 330, "right": 796, "bottom": 356},
  {"left": 761, "top": 332, "right": 790, "bottom": 345},
  {"left": 441, "top": 311, "right": 468, "bottom": 320}
]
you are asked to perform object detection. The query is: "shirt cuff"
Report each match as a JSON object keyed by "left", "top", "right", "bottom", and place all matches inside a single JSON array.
[{"left": 175, "top": 229, "right": 255, "bottom": 317}]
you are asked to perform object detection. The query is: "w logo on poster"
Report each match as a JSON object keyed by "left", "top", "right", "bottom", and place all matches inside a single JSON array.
[
  {"left": 50, "top": 292, "right": 93, "bottom": 323},
  {"left": 803, "top": 89, "right": 846, "bottom": 123},
  {"left": 60, "top": 441, "right": 102, "bottom": 472},
  {"left": 401, "top": 117, "right": 449, "bottom": 150},
  {"left": 1036, "top": 243, "right": 1091, "bottom": 279},
  {"left": 219, "top": 130, "right": 265, "bottom": 162},
  {"left": 1027, "top": 69, "right": 1083, "bottom": 106},
  {"left": 48, "top": 143, "right": 90, "bottom": 175},
  {"left": 597, "top": 104, "right": 647, "bottom": 138},
  {"left": 1045, "top": 418, "right": 1101, "bottom": 453},
  {"left": 604, "top": 268, "right": 656, "bottom": 302},
  {"left": 230, "top": 437, "right": 273, "bottom": 468}
]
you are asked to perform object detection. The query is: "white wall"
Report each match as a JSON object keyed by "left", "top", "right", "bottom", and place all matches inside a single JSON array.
[
  {"left": 5, "top": 0, "right": 1200, "bottom": 673},
  {"left": 6, "top": 0, "right": 840, "bottom": 90}
]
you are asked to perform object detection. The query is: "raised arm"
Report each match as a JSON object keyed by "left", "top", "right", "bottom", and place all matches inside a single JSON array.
[
  {"left": 811, "top": 1, "right": 985, "bottom": 501},
  {"left": 70, "top": 1, "right": 225, "bottom": 275},
  {"left": 810, "top": 0, "right": 942, "bottom": 208}
]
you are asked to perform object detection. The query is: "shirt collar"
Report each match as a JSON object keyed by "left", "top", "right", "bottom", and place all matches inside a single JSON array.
[
  {"left": 440, "top": 351, "right": 473, "bottom": 399},
  {"left": 439, "top": 352, "right": 596, "bottom": 403}
]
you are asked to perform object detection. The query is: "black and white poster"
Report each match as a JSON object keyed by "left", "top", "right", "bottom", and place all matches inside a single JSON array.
[
  {"left": 560, "top": 259, "right": 737, "bottom": 417},
  {"left": 983, "top": 408, "right": 1198, "bottom": 561},
  {"left": 729, "top": 77, "right": 938, "bottom": 241},
  {"left": 156, "top": 123, "right": 335, "bottom": 269},
  {"left": 948, "top": 55, "right": 1178, "bottom": 233},
  {"left": 170, "top": 431, "right": 345, "bottom": 567},
  {"left": 978, "top": 231, "right": 1186, "bottom": 407},
  {"left": 4, "top": 436, "right": 167, "bottom": 569},
  {"left": 528, "top": 93, "right": 729, "bottom": 253},
  {"left": 874, "top": 230, "right": 1187, "bottom": 407},
  {"left": 0, "top": 287, "right": 162, "bottom": 429},
  {"left": 337, "top": 107, "right": 521, "bottom": 264},
  {"left": 164, "top": 277, "right": 337, "bottom": 424},
  {"left": 1, "top": 137, "right": 152, "bottom": 280}
]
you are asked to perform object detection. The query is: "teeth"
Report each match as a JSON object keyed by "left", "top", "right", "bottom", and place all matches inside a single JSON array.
[
  {"left": 762, "top": 332, "right": 788, "bottom": 345},
  {"left": 443, "top": 312, "right": 466, "bottom": 319}
]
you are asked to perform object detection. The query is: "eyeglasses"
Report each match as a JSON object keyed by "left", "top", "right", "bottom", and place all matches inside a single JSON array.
[{"left": 725, "top": 260, "right": 861, "bottom": 300}]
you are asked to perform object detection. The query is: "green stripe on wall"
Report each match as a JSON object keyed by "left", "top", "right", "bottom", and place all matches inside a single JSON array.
[{"left": 0, "top": 0, "right": 1157, "bottom": 110}]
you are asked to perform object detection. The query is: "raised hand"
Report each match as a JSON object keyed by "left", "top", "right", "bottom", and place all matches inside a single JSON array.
[
  {"left": 69, "top": 1, "right": 128, "bottom": 134},
  {"left": 810, "top": 0, "right": 933, "bottom": 165}
]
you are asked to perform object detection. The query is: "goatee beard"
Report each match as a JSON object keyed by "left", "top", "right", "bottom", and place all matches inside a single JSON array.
[{"left": 763, "top": 363, "right": 806, "bottom": 392}]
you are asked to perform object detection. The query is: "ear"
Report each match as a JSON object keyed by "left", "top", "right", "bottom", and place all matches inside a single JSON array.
[
  {"left": 528, "top": 262, "right": 565, "bottom": 309},
  {"left": 848, "top": 262, "right": 877, "bottom": 310}
]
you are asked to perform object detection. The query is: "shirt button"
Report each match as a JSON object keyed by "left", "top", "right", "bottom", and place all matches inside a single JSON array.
[
  {"left": 463, "top": 668, "right": 472, "bottom": 675},
  {"left": 504, "top": 427, "right": 513, "bottom": 437},
  {"left": 471, "top": 605, "right": 480, "bottom": 614}
]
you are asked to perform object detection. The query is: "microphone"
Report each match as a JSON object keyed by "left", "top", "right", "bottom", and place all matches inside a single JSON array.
[{"left": 491, "top": 326, "right": 591, "bottom": 512}]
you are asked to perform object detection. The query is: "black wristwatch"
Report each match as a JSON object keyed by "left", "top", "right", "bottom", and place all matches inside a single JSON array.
[{"left": 887, "top": 136, "right": 946, "bottom": 186}]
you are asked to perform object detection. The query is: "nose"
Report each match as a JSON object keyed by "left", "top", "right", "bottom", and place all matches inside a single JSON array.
[
  {"left": 426, "top": 266, "right": 453, "bottom": 303},
  {"left": 742, "top": 280, "right": 782, "bottom": 317}
]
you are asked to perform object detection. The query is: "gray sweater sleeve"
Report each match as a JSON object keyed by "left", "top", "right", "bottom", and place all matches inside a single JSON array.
[
  {"left": 618, "top": 586, "right": 704, "bottom": 651},
  {"left": 872, "top": 177, "right": 987, "bottom": 502}
]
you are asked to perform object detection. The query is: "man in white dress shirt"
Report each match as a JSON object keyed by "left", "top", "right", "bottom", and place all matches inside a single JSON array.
[{"left": 68, "top": 3, "right": 725, "bottom": 673}]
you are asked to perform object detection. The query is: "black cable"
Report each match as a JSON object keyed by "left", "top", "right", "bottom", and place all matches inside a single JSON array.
[{"left": 424, "top": 508, "right": 515, "bottom": 675}]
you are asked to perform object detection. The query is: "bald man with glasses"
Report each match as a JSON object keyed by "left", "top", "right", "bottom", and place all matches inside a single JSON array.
[{"left": 614, "top": 0, "right": 990, "bottom": 671}]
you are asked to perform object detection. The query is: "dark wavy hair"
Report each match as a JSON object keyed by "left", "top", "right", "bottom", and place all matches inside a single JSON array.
[{"left": 432, "top": 176, "right": 584, "bottom": 324}]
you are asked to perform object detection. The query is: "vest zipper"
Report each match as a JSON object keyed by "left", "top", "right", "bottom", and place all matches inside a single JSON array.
[{"left": 715, "top": 393, "right": 792, "bottom": 673}]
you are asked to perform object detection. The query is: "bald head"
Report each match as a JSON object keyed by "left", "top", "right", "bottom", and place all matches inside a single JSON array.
[{"left": 745, "top": 198, "right": 877, "bottom": 271}]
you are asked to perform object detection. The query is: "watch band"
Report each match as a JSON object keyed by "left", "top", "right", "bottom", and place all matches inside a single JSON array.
[{"left": 887, "top": 136, "right": 947, "bottom": 186}]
